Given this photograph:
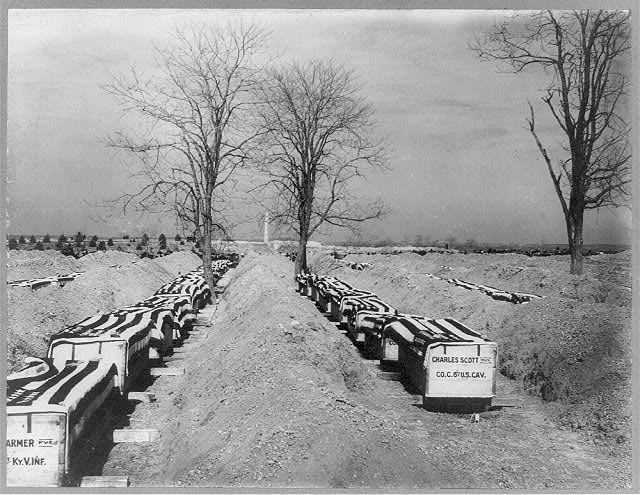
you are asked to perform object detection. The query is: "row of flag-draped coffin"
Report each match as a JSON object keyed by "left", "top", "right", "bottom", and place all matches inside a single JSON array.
[
  {"left": 7, "top": 257, "right": 238, "bottom": 289},
  {"left": 7, "top": 272, "right": 85, "bottom": 289},
  {"left": 295, "top": 273, "right": 498, "bottom": 407},
  {"left": 6, "top": 259, "right": 236, "bottom": 487},
  {"left": 424, "top": 274, "right": 542, "bottom": 304}
]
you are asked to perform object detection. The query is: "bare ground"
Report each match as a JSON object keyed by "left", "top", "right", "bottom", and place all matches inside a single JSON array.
[
  {"left": 90, "top": 250, "right": 632, "bottom": 489},
  {"left": 308, "top": 249, "right": 633, "bottom": 460},
  {"left": 6, "top": 251, "right": 202, "bottom": 373}
]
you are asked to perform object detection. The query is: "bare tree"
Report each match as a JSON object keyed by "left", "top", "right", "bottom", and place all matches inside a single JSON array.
[
  {"left": 472, "top": 10, "right": 631, "bottom": 274},
  {"left": 255, "top": 60, "right": 387, "bottom": 274},
  {"left": 105, "top": 23, "right": 268, "bottom": 289}
]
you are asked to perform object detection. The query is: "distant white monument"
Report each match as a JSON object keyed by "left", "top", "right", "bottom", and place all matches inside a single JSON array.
[{"left": 263, "top": 211, "right": 269, "bottom": 244}]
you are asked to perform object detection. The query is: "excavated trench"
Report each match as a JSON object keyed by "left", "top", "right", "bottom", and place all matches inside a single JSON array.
[{"left": 82, "top": 251, "right": 630, "bottom": 490}]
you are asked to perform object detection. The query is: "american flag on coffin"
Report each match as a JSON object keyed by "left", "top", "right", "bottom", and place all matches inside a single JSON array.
[
  {"left": 342, "top": 260, "right": 372, "bottom": 270},
  {"left": 295, "top": 272, "right": 311, "bottom": 292},
  {"left": 448, "top": 279, "right": 479, "bottom": 291},
  {"left": 111, "top": 306, "right": 175, "bottom": 355},
  {"left": 212, "top": 259, "right": 233, "bottom": 271},
  {"left": 7, "top": 272, "right": 84, "bottom": 289},
  {"left": 185, "top": 275, "right": 212, "bottom": 305},
  {"left": 354, "top": 310, "right": 426, "bottom": 361},
  {"left": 325, "top": 286, "right": 372, "bottom": 303},
  {"left": 8, "top": 276, "right": 60, "bottom": 289},
  {"left": 183, "top": 271, "right": 216, "bottom": 286},
  {"left": 339, "top": 293, "right": 394, "bottom": 325},
  {"left": 7, "top": 358, "right": 117, "bottom": 487},
  {"left": 305, "top": 274, "right": 351, "bottom": 303},
  {"left": 354, "top": 309, "right": 401, "bottom": 333},
  {"left": 314, "top": 277, "right": 355, "bottom": 305},
  {"left": 128, "top": 294, "right": 196, "bottom": 341},
  {"left": 315, "top": 276, "right": 354, "bottom": 294},
  {"left": 443, "top": 278, "right": 541, "bottom": 304},
  {"left": 382, "top": 317, "right": 498, "bottom": 403},
  {"left": 172, "top": 274, "right": 212, "bottom": 292},
  {"left": 384, "top": 316, "right": 488, "bottom": 348},
  {"left": 55, "top": 272, "right": 84, "bottom": 286},
  {"left": 47, "top": 312, "right": 153, "bottom": 394},
  {"left": 472, "top": 283, "right": 542, "bottom": 303},
  {"left": 154, "top": 277, "right": 210, "bottom": 310},
  {"left": 323, "top": 285, "right": 372, "bottom": 315},
  {"left": 301, "top": 273, "right": 323, "bottom": 298},
  {"left": 334, "top": 293, "right": 388, "bottom": 342},
  {"left": 188, "top": 267, "right": 225, "bottom": 282}
]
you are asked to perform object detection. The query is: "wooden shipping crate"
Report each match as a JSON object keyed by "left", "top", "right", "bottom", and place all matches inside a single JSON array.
[
  {"left": 7, "top": 358, "right": 116, "bottom": 487},
  {"left": 304, "top": 275, "right": 316, "bottom": 298},
  {"left": 381, "top": 334, "right": 400, "bottom": 363},
  {"left": 114, "top": 306, "right": 175, "bottom": 355},
  {"left": 47, "top": 312, "right": 152, "bottom": 394},
  {"left": 154, "top": 275, "right": 209, "bottom": 311},
  {"left": 363, "top": 332, "right": 382, "bottom": 360},
  {"left": 386, "top": 316, "right": 497, "bottom": 408},
  {"left": 363, "top": 312, "right": 425, "bottom": 363},
  {"left": 134, "top": 294, "right": 195, "bottom": 337},
  {"left": 339, "top": 293, "right": 389, "bottom": 325},
  {"left": 397, "top": 343, "right": 427, "bottom": 394}
]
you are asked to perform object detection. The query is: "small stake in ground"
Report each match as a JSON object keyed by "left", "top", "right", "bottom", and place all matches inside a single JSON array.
[
  {"left": 80, "top": 476, "right": 130, "bottom": 487},
  {"left": 149, "top": 367, "right": 185, "bottom": 376},
  {"left": 113, "top": 429, "right": 159, "bottom": 443},
  {"left": 127, "top": 391, "right": 156, "bottom": 403},
  {"left": 377, "top": 371, "right": 401, "bottom": 381}
]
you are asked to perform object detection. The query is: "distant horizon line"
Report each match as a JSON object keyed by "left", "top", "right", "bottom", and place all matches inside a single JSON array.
[{"left": 5, "top": 233, "right": 631, "bottom": 250}]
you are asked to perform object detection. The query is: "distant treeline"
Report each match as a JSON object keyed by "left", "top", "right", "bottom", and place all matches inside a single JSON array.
[{"left": 335, "top": 238, "right": 629, "bottom": 254}]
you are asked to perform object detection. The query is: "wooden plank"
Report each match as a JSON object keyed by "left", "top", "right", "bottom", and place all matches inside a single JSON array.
[
  {"left": 127, "top": 391, "right": 156, "bottom": 403},
  {"left": 377, "top": 371, "right": 402, "bottom": 381},
  {"left": 113, "top": 429, "right": 159, "bottom": 443},
  {"left": 81, "top": 476, "right": 130, "bottom": 487},
  {"left": 149, "top": 367, "right": 185, "bottom": 376},
  {"left": 162, "top": 355, "right": 182, "bottom": 363},
  {"left": 491, "top": 397, "right": 520, "bottom": 408}
]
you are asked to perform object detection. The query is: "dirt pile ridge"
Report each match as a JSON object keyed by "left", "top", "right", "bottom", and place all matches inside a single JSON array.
[
  {"left": 7, "top": 249, "right": 81, "bottom": 280},
  {"left": 150, "top": 251, "right": 203, "bottom": 276},
  {"left": 100, "top": 251, "right": 630, "bottom": 489},
  {"left": 310, "top": 249, "right": 633, "bottom": 456},
  {"left": 6, "top": 251, "right": 202, "bottom": 373},
  {"left": 76, "top": 250, "right": 141, "bottom": 270},
  {"left": 103, "top": 252, "right": 456, "bottom": 488}
]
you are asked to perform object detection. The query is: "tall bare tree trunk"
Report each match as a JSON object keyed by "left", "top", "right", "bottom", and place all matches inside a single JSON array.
[
  {"left": 567, "top": 207, "right": 584, "bottom": 275},
  {"left": 201, "top": 221, "right": 215, "bottom": 303},
  {"left": 295, "top": 234, "right": 308, "bottom": 275},
  {"left": 567, "top": 151, "right": 585, "bottom": 275}
]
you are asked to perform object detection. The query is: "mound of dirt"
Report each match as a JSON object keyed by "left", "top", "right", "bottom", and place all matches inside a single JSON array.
[
  {"left": 99, "top": 250, "right": 631, "bottom": 489},
  {"left": 150, "top": 251, "right": 203, "bottom": 277},
  {"left": 102, "top": 252, "right": 460, "bottom": 488},
  {"left": 7, "top": 249, "right": 80, "bottom": 280},
  {"left": 76, "top": 250, "right": 141, "bottom": 270},
  {"left": 6, "top": 251, "right": 202, "bottom": 373},
  {"left": 309, "top": 249, "right": 633, "bottom": 456}
]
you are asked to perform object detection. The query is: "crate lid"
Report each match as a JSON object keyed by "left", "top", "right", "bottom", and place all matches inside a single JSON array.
[
  {"left": 49, "top": 312, "right": 153, "bottom": 342},
  {"left": 8, "top": 358, "right": 116, "bottom": 411}
]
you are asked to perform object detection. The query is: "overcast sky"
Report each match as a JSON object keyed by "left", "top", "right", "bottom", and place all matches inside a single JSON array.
[{"left": 7, "top": 9, "right": 632, "bottom": 244}]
